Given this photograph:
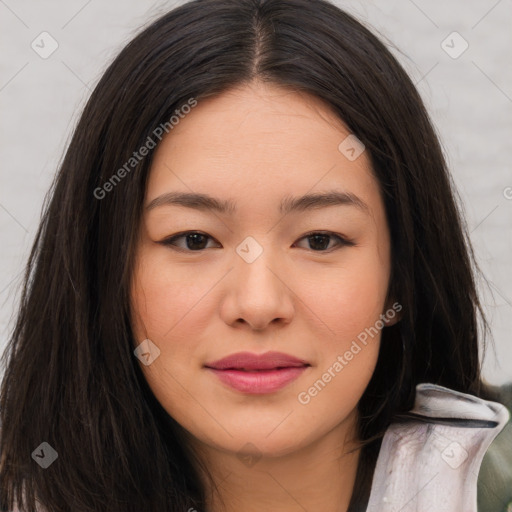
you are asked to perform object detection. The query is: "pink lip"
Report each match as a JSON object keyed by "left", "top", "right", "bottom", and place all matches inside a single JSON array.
[{"left": 204, "top": 351, "right": 310, "bottom": 394}]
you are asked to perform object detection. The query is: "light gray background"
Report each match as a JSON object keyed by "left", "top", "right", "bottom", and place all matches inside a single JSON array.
[{"left": 1, "top": 0, "right": 511, "bottom": 384}]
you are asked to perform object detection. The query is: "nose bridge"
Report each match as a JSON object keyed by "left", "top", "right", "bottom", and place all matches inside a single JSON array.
[
  {"left": 225, "top": 234, "right": 294, "bottom": 328},
  {"left": 234, "top": 235, "right": 282, "bottom": 294}
]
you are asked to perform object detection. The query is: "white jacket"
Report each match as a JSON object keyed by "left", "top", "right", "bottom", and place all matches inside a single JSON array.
[{"left": 366, "top": 383, "right": 510, "bottom": 512}]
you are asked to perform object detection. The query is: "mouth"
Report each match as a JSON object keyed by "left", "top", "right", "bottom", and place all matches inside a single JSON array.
[
  {"left": 217, "top": 366, "right": 306, "bottom": 371},
  {"left": 204, "top": 351, "right": 311, "bottom": 394}
]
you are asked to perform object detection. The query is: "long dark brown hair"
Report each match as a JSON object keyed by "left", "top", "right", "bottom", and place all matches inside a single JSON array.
[{"left": 0, "top": 0, "right": 496, "bottom": 510}]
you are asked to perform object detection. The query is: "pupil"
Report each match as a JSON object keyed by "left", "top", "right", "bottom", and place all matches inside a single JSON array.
[
  {"left": 309, "top": 234, "right": 329, "bottom": 251},
  {"left": 187, "top": 233, "right": 207, "bottom": 250}
]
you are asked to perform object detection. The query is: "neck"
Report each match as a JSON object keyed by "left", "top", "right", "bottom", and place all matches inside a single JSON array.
[{"left": 191, "top": 411, "right": 362, "bottom": 512}]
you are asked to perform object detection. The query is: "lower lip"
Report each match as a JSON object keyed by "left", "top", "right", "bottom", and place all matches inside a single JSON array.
[{"left": 206, "top": 367, "right": 308, "bottom": 394}]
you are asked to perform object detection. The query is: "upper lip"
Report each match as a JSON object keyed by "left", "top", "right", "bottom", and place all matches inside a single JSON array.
[{"left": 204, "top": 351, "right": 310, "bottom": 371}]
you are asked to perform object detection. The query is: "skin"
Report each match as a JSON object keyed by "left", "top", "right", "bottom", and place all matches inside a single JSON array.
[{"left": 130, "top": 79, "right": 398, "bottom": 512}]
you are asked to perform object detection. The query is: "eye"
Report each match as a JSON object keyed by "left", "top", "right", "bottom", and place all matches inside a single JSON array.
[
  {"left": 159, "top": 231, "right": 221, "bottom": 251},
  {"left": 293, "top": 231, "right": 355, "bottom": 252},
  {"left": 159, "top": 230, "right": 354, "bottom": 253}
]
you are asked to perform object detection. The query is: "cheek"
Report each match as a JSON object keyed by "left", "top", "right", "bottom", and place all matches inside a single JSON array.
[
  {"left": 298, "top": 249, "right": 390, "bottom": 342},
  {"left": 130, "top": 250, "right": 214, "bottom": 342},
  {"left": 294, "top": 259, "right": 387, "bottom": 425},
  {"left": 130, "top": 252, "right": 210, "bottom": 419}
]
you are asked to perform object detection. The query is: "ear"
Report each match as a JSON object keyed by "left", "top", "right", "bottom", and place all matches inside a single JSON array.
[{"left": 382, "top": 300, "right": 402, "bottom": 327}]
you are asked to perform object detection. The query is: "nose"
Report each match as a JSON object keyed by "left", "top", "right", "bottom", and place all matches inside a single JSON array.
[{"left": 219, "top": 241, "right": 295, "bottom": 331}]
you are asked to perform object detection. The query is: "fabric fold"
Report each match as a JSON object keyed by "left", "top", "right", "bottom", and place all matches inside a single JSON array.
[{"left": 366, "top": 383, "right": 511, "bottom": 512}]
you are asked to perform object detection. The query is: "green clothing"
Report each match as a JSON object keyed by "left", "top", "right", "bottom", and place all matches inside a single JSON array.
[{"left": 478, "top": 382, "right": 512, "bottom": 512}]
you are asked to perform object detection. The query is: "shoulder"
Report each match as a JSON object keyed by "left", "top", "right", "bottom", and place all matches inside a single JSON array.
[
  {"left": 366, "top": 382, "right": 511, "bottom": 512},
  {"left": 478, "top": 381, "right": 512, "bottom": 512}
]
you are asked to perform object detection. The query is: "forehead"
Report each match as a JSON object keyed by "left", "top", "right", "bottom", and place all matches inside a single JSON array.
[
  {"left": 145, "top": 81, "right": 380, "bottom": 217},
  {"left": 157, "top": 81, "right": 350, "bottom": 156}
]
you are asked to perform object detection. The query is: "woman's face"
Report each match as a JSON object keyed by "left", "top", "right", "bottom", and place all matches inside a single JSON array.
[{"left": 130, "top": 80, "right": 395, "bottom": 459}]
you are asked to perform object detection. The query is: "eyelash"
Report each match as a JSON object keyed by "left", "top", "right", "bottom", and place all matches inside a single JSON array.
[{"left": 158, "top": 230, "right": 356, "bottom": 253}]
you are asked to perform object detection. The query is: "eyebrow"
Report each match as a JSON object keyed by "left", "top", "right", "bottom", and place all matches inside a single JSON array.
[{"left": 145, "top": 190, "right": 369, "bottom": 215}]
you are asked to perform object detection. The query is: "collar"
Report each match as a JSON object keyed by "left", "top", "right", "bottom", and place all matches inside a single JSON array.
[{"left": 366, "top": 383, "right": 510, "bottom": 512}]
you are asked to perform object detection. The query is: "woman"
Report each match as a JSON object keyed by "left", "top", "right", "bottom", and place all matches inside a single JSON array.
[{"left": 1, "top": 0, "right": 510, "bottom": 510}]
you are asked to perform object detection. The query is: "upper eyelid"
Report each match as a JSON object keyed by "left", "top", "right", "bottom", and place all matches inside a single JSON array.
[{"left": 162, "top": 231, "right": 220, "bottom": 244}]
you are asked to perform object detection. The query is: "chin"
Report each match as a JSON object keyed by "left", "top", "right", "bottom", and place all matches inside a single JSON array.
[{"left": 200, "top": 424, "right": 314, "bottom": 461}]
